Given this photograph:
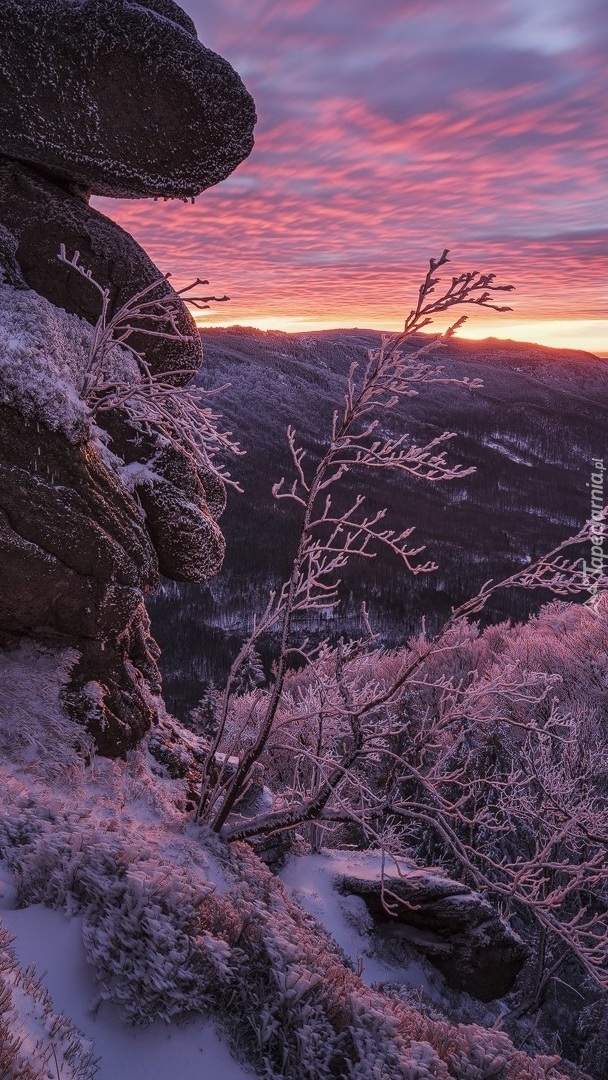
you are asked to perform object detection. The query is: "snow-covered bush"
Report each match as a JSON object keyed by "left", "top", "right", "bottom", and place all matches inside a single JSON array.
[
  {"left": 218, "top": 598, "right": 608, "bottom": 996},
  {"left": 0, "top": 743, "right": 575, "bottom": 1078},
  {"left": 0, "top": 808, "right": 234, "bottom": 1025},
  {"left": 81, "top": 864, "right": 231, "bottom": 1024}
]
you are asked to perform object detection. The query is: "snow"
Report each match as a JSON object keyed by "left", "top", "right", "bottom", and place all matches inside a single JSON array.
[
  {"left": 481, "top": 437, "right": 534, "bottom": 467},
  {"left": 0, "top": 283, "right": 93, "bottom": 440},
  {"left": 0, "top": 647, "right": 255, "bottom": 1075},
  {"left": 279, "top": 850, "right": 438, "bottom": 994},
  {"left": 0, "top": 899, "right": 253, "bottom": 1080},
  {"left": 117, "top": 459, "right": 165, "bottom": 492},
  {"left": 0, "top": 281, "right": 141, "bottom": 458},
  {"left": 0, "top": 615, "right": 593, "bottom": 1078},
  {"left": 0, "top": 641, "right": 94, "bottom": 780}
]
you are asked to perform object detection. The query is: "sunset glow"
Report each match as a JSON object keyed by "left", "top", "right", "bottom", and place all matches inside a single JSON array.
[{"left": 93, "top": 0, "right": 607, "bottom": 355}]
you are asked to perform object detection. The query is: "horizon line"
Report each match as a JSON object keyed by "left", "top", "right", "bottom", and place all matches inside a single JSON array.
[{"left": 195, "top": 322, "right": 607, "bottom": 359}]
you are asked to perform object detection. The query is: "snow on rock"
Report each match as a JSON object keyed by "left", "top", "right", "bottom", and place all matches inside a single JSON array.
[
  {"left": 331, "top": 850, "right": 528, "bottom": 1002},
  {"left": 282, "top": 848, "right": 528, "bottom": 1005},
  {"left": 0, "top": 267, "right": 223, "bottom": 746},
  {"left": 0, "top": 283, "right": 92, "bottom": 440},
  {"left": 0, "top": 0, "right": 256, "bottom": 200},
  {"left": 0, "top": 159, "right": 204, "bottom": 382},
  {"left": 280, "top": 850, "right": 438, "bottom": 995},
  {"left": 0, "top": 363, "right": 163, "bottom": 751},
  {"left": 106, "top": 416, "right": 228, "bottom": 583}
]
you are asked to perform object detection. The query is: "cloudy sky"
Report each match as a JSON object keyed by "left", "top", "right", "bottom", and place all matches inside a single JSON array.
[{"left": 94, "top": 0, "right": 607, "bottom": 352}]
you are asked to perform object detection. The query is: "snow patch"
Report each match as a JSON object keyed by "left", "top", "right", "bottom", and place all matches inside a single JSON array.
[
  {"left": 0, "top": 284, "right": 93, "bottom": 440},
  {"left": 481, "top": 436, "right": 534, "bottom": 467},
  {"left": 280, "top": 850, "right": 437, "bottom": 993}
]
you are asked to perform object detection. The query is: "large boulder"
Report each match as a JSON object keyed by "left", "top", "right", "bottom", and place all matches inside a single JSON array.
[
  {"left": 0, "top": 0, "right": 256, "bottom": 199},
  {"left": 0, "top": 163, "right": 227, "bottom": 582},
  {"left": 0, "top": 280, "right": 223, "bottom": 748},
  {"left": 336, "top": 865, "right": 527, "bottom": 1001},
  {"left": 0, "top": 160, "right": 202, "bottom": 381},
  {"left": 97, "top": 413, "right": 227, "bottom": 581},
  {"left": 0, "top": 0, "right": 255, "bottom": 752}
]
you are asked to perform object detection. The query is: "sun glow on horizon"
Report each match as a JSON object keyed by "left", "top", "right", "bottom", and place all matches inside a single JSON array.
[
  {"left": 90, "top": 0, "right": 607, "bottom": 366},
  {"left": 194, "top": 311, "right": 607, "bottom": 357}
]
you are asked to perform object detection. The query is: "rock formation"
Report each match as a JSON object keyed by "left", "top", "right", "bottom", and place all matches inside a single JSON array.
[
  {"left": 336, "top": 866, "right": 528, "bottom": 1001},
  {"left": 0, "top": 0, "right": 255, "bottom": 199},
  {"left": 0, "top": 0, "right": 256, "bottom": 751}
]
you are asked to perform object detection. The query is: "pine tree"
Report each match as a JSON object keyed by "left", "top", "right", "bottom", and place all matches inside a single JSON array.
[{"left": 189, "top": 682, "right": 220, "bottom": 738}]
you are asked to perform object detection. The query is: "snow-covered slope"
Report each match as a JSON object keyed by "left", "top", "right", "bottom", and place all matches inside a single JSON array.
[
  {"left": 150, "top": 327, "right": 608, "bottom": 715},
  {"left": 0, "top": 642, "right": 580, "bottom": 1080}
]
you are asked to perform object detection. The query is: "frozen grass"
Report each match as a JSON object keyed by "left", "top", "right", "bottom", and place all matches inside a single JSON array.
[
  {"left": 0, "top": 637, "right": 577, "bottom": 1079},
  {"left": 0, "top": 901, "right": 252, "bottom": 1080}
]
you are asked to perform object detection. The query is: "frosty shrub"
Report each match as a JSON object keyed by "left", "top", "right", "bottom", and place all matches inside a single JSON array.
[
  {"left": 57, "top": 245, "right": 242, "bottom": 488},
  {"left": 0, "top": 740, "right": 573, "bottom": 1076},
  {"left": 190, "top": 252, "right": 608, "bottom": 993},
  {"left": 0, "top": 808, "right": 233, "bottom": 1025}
]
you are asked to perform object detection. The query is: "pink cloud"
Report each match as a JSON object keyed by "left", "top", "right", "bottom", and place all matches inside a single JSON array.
[{"left": 91, "top": 0, "right": 607, "bottom": 346}]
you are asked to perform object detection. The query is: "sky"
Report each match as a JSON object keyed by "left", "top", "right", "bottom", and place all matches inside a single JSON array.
[{"left": 94, "top": 0, "right": 607, "bottom": 353}]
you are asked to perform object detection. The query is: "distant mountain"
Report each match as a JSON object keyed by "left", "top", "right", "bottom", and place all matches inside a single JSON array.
[{"left": 147, "top": 328, "right": 608, "bottom": 717}]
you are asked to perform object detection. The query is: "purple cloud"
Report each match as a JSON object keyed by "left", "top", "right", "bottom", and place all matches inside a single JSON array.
[{"left": 93, "top": 0, "right": 608, "bottom": 348}]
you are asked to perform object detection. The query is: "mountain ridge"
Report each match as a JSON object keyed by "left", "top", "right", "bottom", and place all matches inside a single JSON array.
[{"left": 148, "top": 326, "right": 608, "bottom": 716}]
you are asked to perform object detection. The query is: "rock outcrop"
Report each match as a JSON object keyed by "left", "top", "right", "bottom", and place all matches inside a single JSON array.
[
  {"left": 336, "top": 866, "right": 527, "bottom": 1001},
  {"left": 0, "top": 0, "right": 256, "bottom": 749},
  {"left": 0, "top": 0, "right": 256, "bottom": 199},
  {"left": 0, "top": 159, "right": 202, "bottom": 378}
]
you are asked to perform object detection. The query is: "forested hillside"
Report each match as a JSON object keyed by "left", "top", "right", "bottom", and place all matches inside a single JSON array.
[{"left": 149, "top": 327, "right": 608, "bottom": 716}]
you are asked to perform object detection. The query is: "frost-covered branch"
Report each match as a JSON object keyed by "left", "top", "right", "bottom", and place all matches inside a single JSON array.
[
  {"left": 195, "top": 252, "right": 516, "bottom": 827},
  {"left": 57, "top": 245, "right": 242, "bottom": 487},
  {"left": 185, "top": 250, "right": 608, "bottom": 990},
  {"left": 221, "top": 599, "right": 608, "bottom": 988}
]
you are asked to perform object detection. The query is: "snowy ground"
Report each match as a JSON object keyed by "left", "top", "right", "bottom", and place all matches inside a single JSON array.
[
  {"left": 0, "top": 641, "right": 585, "bottom": 1079},
  {"left": 279, "top": 849, "right": 443, "bottom": 996},
  {"left": 0, "top": 871, "right": 253, "bottom": 1080},
  {"left": 0, "top": 845, "right": 448, "bottom": 1080}
]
